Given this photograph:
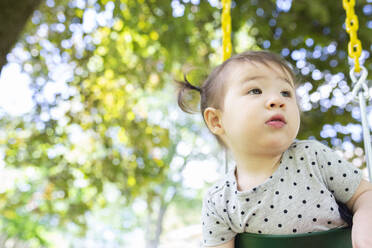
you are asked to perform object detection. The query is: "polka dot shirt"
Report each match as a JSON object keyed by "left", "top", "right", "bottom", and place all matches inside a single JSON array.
[{"left": 201, "top": 140, "right": 363, "bottom": 246}]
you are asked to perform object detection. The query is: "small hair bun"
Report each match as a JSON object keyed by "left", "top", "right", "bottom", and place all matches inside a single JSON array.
[
  {"left": 175, "top": 73, "right": 201, "bottom": 114},
  {"left": 183, "top": 74, "right": 201, "bottom": 93}
]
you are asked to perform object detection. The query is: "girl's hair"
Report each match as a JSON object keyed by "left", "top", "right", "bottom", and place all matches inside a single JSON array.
[{"left": 175, "top": 50, "right": 297, "bottom": 149}]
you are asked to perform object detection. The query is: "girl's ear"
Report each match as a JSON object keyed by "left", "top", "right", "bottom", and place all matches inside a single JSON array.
[{"left": 204, "top": 107, "right": 224, "bottom": 135}]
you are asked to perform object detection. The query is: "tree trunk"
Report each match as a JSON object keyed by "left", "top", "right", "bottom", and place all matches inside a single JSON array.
[
  {"left": 0, "top": 0, "right": 43, "bottom": 71},
  {"left": 145, "top": 199, "right": 155, "bottom": 248},
  {"left": 145, "top": 195, "right": 173, "bottom": 248},
  {"left": 153, "top": 200, "right": 168, "bottom": 248}
]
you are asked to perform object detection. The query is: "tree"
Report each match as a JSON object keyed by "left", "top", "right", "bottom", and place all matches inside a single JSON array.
[
  {"left": 0, "top": 0, "right": 43, "bottom": 70},
  {"left": 0, "top": 0, "right": 370, "bottom": 246}
]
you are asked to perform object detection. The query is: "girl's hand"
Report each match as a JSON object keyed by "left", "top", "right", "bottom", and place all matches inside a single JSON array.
[
  {"left": 206, "top": 238, "right": 234, "bottom": 248},
  {"left": 351, "top": 214, "right": 372, "bottom": 248},
  {"left": 347, "top": 180, "right": 372, "bottom": 248}
]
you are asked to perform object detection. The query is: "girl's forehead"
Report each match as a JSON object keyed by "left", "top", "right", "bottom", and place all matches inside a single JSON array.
[{"left": 225, "top": 60, "right": 294, "bottom": 85}]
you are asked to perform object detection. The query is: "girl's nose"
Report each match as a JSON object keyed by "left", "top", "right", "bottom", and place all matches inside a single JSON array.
[{"left": 266, "top": 96, "right": 285, "bottom": 109}]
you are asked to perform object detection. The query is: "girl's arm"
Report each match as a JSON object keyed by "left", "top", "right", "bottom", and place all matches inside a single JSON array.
[
  {"left": 207, "top": 237, "right": 235, "bottom": 248},
  {"left": 346, "top": 179, "right": 372, "bottom": 248}
]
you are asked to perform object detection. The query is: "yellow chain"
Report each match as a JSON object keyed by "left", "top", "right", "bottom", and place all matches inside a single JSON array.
[
  {"left": 222, "top": 0, "right": 232, "bottom": 61},
  {"left": 343, "top": 0, "right": 362, "bottom": 72}
]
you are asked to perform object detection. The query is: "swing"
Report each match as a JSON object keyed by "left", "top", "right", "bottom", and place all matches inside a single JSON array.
[
  {"left": 220, "top": 0, "right": 371, "bottom": 247},
  {"left": 235, "top": 226, "right": 351, "bottom": 248}
]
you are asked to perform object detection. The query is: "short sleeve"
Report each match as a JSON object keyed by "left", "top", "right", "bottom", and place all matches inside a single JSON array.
[
  {"left": 201, "top": 192, "right": 235, "bottom": 247},
  {"left": 312, "top": 140, "right": 363, "bottom": 203}
]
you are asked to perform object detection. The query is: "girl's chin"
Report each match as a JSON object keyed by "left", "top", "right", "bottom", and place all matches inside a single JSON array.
[
  {"left": 241, "top": 139, "right": 292, "bottom": 155},
  {"left": 260, "top": 139, "right": 293, "bottom": 150}
]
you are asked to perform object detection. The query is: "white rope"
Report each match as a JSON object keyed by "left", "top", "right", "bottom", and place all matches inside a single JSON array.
[
  {"left": 350, "top": 66, "right": 372, "bottom": 181},
  {"left": 224, "top": 148, "right": 228, "bottom": 174}
]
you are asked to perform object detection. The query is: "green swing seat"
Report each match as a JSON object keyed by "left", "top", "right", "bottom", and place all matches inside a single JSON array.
[{"left": 235, "top": 227, "right": 352, "bottom": 248}]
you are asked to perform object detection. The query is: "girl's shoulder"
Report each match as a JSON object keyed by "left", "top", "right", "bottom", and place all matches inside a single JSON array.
[
  {"left": 289, "top": 139, "right": 329, "bottom": 152},
  {"left": 204, "top": 168, "right": 235, "bottom": 199}
]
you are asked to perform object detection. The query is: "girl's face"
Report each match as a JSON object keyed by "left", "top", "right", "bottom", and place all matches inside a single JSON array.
[{"left": 219, "top": 61, "right": 300, "bottom": 156}]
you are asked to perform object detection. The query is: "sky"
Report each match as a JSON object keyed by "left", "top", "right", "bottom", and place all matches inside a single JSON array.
[{"left": 0, "top": 63, "right": 34, "bottom": 116}]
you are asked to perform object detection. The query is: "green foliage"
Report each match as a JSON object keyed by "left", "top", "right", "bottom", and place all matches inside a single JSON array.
[{"left": 0, "top": 0, "right": 371, "bottom": 245}]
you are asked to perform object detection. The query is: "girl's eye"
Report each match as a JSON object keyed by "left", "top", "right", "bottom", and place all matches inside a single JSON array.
[
  {"left": 281, "top": 91, "right": 292, "bottom": 97},
  {"left": 247, "top": 88, "right": 262, "bottom": 95}
]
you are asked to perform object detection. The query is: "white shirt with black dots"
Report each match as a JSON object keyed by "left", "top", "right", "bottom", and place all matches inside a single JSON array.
[{"left": 201, "top": 139, "right": 363, "bottom": 247}]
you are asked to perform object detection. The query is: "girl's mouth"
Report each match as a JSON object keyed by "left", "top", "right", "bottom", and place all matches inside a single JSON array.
[
  {"left": 265, "top": 114, "right": 286, "bottom": 128},
  {"left": 266, "top": 120, "right": 286, "bottom": 128}
]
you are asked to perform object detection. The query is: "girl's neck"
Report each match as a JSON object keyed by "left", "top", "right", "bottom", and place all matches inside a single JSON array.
[
  {"left": 234, "top": 151, "right": 283, "bottom": 174},
  {"left": 233, "top": 152, "right": 283, "bottom": 191}
]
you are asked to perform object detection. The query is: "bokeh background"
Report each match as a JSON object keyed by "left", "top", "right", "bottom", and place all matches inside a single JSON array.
[{"left": 0, "top": 0, "right": 371, "bottom": 247}]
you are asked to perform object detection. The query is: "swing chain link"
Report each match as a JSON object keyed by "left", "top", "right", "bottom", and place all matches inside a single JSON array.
[
  {"left": 350, "top": 66, "right": 370, "bottom": 103},
  {"left": 342, "top": 0, "right": 363, "bottom": 72},
  {"left": 222, "top": 0, "right": 232, "bottom": 61}
]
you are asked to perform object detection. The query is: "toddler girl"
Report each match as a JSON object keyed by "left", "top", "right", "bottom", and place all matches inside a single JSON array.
[{"left": 176, "top": 51, "right": 372, "bottom": 248}]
